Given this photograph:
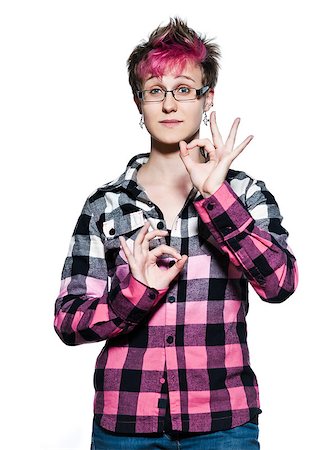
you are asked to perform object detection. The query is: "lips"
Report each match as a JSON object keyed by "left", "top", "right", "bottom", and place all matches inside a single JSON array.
[
  {"left": 159, "top": 120, "right": 183, "bottom": 123},
  {"left": 159, "top": 120, "right": 183, "bottom": 128}
]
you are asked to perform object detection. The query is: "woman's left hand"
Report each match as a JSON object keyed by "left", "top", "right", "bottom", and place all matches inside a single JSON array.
[{"left": 179, "top": 112, "right": 254, "bottom": 197}]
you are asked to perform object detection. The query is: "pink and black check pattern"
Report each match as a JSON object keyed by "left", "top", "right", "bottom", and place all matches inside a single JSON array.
[{"left": 54, "top": 153, "right": 298, "bottom": 433}]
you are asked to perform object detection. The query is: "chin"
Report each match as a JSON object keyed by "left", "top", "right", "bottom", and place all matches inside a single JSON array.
[
  {"left": 150, "top": 132, "right": 184, "bottom": 146},
  {"left": 152, "top": 129, "right": 198, "bottom": 146},
  {"left": 159, "top": 139, "right": 187, "bottom": 147},
  {"left": 159, "top": 136, "right": 185, "bottom": 145}
]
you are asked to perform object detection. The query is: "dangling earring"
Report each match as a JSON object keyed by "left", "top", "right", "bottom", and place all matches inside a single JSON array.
[
  {"left": 139, "top": 114, "right": 144, "bottom": 129},
  {"left": 203, "top": 111, "right": 210, "bottom": 126}
]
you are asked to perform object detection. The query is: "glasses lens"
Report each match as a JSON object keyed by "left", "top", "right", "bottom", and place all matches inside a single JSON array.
[
  {"left": 174, "top": 87, "right": 197, "bottom": 101},
  {"left": 143, "top": 89, "right": 165, "bottom": 102}
]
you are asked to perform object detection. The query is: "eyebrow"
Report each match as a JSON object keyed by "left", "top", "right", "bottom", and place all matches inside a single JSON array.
[{"left": 144, "top": 75, "right": 196, "bottom": 83}]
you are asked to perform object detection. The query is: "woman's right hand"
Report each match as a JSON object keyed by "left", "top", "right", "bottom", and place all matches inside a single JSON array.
[{"left": 119, "top": 221, "right": 188, "bottom": 291}]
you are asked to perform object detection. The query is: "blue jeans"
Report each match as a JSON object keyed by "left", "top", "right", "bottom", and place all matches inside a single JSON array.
[{"left": 90, "top": 419, "right": 260, "bottom": 449}]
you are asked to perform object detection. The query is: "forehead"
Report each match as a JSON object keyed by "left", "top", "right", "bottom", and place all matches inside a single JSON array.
[{"left": 143, "top": 61, "right": 204, "bottom": 86}]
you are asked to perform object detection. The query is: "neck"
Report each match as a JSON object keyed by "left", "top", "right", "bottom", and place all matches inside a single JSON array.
[{"left": 139, "top": 131, "right": 206, "bottom": 186}]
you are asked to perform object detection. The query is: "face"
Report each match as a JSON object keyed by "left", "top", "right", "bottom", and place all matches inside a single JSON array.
[{"left": 136, "top": 61, "right": 214, "bottom": 145}]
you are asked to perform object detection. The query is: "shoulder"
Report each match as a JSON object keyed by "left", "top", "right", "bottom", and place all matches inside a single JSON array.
[
  {"left": 80, "top": 183, "right": 121, "bottom": 221},
  {"left": 86, "top": 151, "right": 150, "bottom": 204},
  {"left": 72, "top": 174, "right": 123, "bottom": 222}
]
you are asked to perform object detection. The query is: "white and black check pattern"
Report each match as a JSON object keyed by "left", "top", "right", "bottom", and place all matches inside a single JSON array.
[{"left": 54, "top": 152, "right": 298, "bottom": 433}]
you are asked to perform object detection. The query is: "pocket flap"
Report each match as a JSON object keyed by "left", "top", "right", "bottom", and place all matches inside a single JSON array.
[{"left": 103, "top": 210, "right": 146, "bottom": 239}]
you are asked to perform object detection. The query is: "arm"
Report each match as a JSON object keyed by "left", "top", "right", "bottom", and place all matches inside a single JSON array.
[
  {"left": 54, "top": 198, "right": 169, "bottom": 346},
  {"left": 193, "top": 176, "right": 298, "bottom": 303}
]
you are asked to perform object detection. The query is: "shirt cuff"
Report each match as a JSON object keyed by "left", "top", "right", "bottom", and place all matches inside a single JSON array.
[
  {"left": 109, "top": 273, "right": 169, "bottom": 324},
  {"left": 193, "top": 181, "right": 253, "bottom": 240}
]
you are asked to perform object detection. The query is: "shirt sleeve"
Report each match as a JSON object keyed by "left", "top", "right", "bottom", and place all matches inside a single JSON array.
[
  {"left": 54, "top": 198, "right": 169, "bottom": 346},
  {"left": 193, "top": 177, "right": 299, "bottom": 303}
]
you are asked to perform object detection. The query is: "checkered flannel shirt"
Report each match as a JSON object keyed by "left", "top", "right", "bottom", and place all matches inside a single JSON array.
[{"left": 54, "top": 152, "right": 298, "bottom": 433}]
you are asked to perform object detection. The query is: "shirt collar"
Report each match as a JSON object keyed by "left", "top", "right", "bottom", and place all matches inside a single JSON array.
[
  {"left": 97, "top": 152, "right": 201, "bottom": 204},
  {"left": 97, "top": 152, "right": 150, "bottom": 192}
]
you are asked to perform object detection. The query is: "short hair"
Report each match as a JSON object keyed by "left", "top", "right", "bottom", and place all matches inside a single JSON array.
[{"left": 127, "top": 16, "right": 221, "bottom": 96}]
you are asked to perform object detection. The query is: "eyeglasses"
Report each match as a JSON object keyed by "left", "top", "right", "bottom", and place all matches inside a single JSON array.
[{"left": 136, "top": 85, "right": 210, "bottom": 102}]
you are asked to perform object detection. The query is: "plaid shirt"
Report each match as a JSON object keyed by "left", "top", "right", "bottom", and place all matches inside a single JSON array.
[{"left": 54, "top": 152, "right": 298, "bottom": 434}]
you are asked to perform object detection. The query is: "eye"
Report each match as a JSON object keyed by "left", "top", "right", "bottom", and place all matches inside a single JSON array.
[
  {"left": 177, "top": 86, "right": 191, "bottom": 94},
  {"left": 149, "top": 88, "right": 163, "bottom": 95}
]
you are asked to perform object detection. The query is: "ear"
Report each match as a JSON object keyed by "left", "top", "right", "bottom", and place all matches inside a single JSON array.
[
  {"left": 133, "top": 95, "right": 142, "bottom": 115},
  {"left": 203, "top": 88, "right": 215, "bottom": 112}
]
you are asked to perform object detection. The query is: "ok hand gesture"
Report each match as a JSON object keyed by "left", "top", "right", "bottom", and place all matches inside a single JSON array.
[
  {"left": 179, "top": 113, "right": 254, "bottom": 197},
  {"left": 119, "top": 222, "right": 188, "bottom": 291}
]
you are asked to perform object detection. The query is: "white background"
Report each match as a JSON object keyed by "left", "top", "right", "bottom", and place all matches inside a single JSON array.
[{"left": 1, "top": 1, "right": 335, "bottom": 449}]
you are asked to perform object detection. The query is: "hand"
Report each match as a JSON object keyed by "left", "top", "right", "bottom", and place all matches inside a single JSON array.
[
  {"left": 179, "top": 113, "right": 254, "bottom": 197},
  {"left": 119, "top": 221, "right": 188, "bottom": 291}
]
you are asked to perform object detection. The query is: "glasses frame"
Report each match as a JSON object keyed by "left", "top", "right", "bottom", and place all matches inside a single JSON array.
[{"left": 136, "top": 85, "right": 210, "bottom": 102}]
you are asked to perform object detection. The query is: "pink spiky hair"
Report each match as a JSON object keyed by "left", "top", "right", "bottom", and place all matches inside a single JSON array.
[{"left": 137, "top": 34, "right": 207, "bottom": 82}]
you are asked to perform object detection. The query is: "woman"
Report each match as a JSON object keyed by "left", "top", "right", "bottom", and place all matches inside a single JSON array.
[{"left": 54, "top": 17, "right": 298, "bottom": 449}]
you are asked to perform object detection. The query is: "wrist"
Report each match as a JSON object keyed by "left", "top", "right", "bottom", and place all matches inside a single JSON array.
[
  {"left": 201, "top": 184, "right": 223, "bottom": 198},
  {"left": 131, "top": 273, "right": 169, "bottom": 292}
]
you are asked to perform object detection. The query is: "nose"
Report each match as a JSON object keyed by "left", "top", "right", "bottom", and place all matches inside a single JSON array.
[{"left": 162, "top": 91, "right": 177, "bottom": 112}]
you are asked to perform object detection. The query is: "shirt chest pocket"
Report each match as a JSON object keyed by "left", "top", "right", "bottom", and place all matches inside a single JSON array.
[{"left": 102, "top": 210, "right": 147, "bottom": 250}]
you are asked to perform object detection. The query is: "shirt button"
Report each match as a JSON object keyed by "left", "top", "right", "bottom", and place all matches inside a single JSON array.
[
  {"left": 148, "top": 291, "right": 156, "bottom": 300},
  {"left": 109, "top": 228, "right": 115, "bottom": 235},
  {"left": 206, "top": 203, "right": 214, "bottom": 210},
  {"left": 168, "top": 295, "right": 175, "bottom": 303},
  {"left": 159, "top": 377, "right": 165, "bottom": 384},
  {"left": 166, "top": 336, "right": 174, "bottom": 344},
  {"left": 157, "top": 221, "right": 164, "bottom": 229}
]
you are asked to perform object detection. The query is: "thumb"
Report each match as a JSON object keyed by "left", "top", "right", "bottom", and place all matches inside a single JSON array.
[{"left": 168, "top": 255, "right": 188, "bottom": 279}]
